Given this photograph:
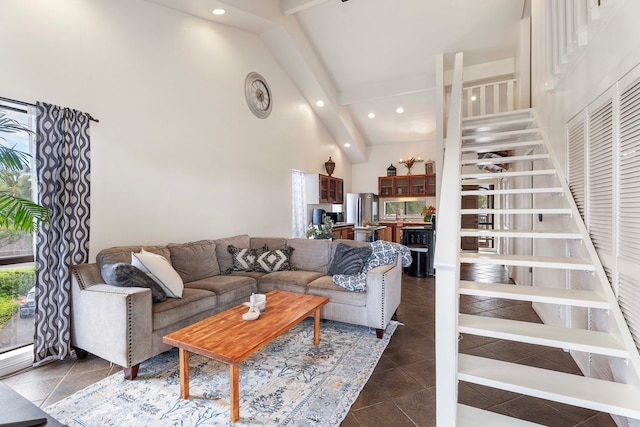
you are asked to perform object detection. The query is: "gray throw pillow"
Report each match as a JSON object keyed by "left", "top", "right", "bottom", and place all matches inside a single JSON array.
[
  {"left": 328, "top": 243, "right": 373, "bottom": 276},
  {"left": 101, "top": 263, "right": 168, "bottom": 303}
]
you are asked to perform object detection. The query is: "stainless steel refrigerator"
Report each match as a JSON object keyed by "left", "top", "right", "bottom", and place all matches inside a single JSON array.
[{"left": 345, "top": 193, "right": 379, "bottom": 226}]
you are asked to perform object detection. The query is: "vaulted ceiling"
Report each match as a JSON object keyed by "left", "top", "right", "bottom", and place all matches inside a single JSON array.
[{"left": 145, "top": 0, "right": 526, "bottom": 163}]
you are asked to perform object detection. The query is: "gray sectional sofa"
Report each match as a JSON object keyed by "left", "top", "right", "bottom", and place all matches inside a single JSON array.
[{"left": 69, "top": 235, "right": 403, "bottom": 379}]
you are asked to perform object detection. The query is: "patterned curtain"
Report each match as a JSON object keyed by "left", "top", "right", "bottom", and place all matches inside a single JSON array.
[
  {"left": 291, "top": 169, "right": 307, "bottom": 238},
  {"left": 33, "top": 102, "right": 91, "bottom": 365}
]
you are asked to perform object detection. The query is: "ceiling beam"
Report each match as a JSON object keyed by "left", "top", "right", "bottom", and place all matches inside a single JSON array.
[{"left": 280, "top": 0, "right": 330, "bottom": 16}]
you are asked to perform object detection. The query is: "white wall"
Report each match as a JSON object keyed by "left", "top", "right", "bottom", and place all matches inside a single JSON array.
[
  {"left": 352, "top": 141, "right": 436, "bottom": 194},
  {"left": 0, "top": 0, "right": 350, "bottom": 259},
  {"left": 532, "top": 0, "right": 640, "bottom": 169}
]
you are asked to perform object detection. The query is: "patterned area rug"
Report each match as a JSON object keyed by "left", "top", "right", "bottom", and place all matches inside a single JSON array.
[{"left": 46, "top": 319, "right": 397, "bottom": 426}]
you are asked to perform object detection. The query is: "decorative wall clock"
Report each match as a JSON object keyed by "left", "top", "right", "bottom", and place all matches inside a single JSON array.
[{"left": 244, "top": 72, "right": 272, "bottom": 119}]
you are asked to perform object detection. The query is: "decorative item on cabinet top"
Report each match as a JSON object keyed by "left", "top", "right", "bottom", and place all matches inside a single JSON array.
[
  {"left": 386, "top": 163, "right": 397, "bottom": 176},
  {"left": 324, "top": 157, "right": 335, "bottom": 176},
  {"left": 399, "top": 156, "right": 424, "bottom": 175},
  {"left": 425, "top": 160, "right": 435, "bottom": 175}
]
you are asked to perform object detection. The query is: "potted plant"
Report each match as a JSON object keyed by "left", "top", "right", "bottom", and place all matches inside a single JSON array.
[
  {"left": 421, "top": 205, "right": 436, "bottom": 223},
  {"left": 0, "top": 112, "right": 49, "bottom": 232}
]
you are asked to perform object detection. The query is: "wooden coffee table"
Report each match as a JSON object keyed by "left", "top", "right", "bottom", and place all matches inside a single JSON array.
[{"left": 163, "top": 290, "right": 329, "bottom": 422}]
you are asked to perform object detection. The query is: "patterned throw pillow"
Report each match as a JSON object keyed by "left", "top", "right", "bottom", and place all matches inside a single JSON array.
[
  {"left": 328, "top": 243, "right": 372, "bottom": 276},
  {"left": 227, "top": 245, "right": 266, "bottom": 273},
  {"left": 101, "top": 263, "right": 167, "bottom": 303},
  {"left": 254, "top": 246, "right": 295, "bottom": 273},
  {"left": 332, "top": 241, "right": 413, "bottom": 292}
]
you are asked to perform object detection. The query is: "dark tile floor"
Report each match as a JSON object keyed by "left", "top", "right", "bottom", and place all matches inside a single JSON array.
[
  {"left": 342, "top": 264, "right": 616, "bottom": 427},
  {"left": 1, "top": 264, "right": 617, "bottom": 426}
]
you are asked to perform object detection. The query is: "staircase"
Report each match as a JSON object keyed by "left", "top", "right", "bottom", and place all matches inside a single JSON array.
[{"left": 435, "top": 53, "right": 640, "bottom": 426}]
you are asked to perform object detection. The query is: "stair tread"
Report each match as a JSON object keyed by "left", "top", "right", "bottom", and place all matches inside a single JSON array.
[
  {"left": 460, "top": 229, "right": 581, "bottom": 239},
  {"left": 458, "top": 354, "right": 640, "bottom": 419},
  {"left": 459, "top": 314, "right": 627, "bottom": 357},
  {"left": 459, "top": 280, "right": 609, "bottom": 309},
  {"left": 462, "top": 128, "right": 541, "bottom": 141},
  {"left": 460, "top": 187, "right": 563, "bottom": 195},
  {"left": 461, "top": 139, "right": 545, "bottom": 153},
  {"left": 461, "top": 117, "right": 536, "bottom": 132},
  {"left": 461, "top": 169, "right": 556, "bottom": 179},
  {"left": 462, "top": 109, "right": 533, "bottom": 123},
  {"left": 461, "top": 154, "right": 550, "bottom": 165},
  {"left": 459, "top": 252, "right": 594, "bottom": 270},
  {"left": 460, "top": 208, "right": 571, "bottom": 214},
  {"left": 457, "top": 404, "right": 546, "bottom": 427}
]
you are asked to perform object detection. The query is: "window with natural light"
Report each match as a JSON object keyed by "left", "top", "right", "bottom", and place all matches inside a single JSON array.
[{"left": 0, "top": 102, "right": 37, "bottom": 359}]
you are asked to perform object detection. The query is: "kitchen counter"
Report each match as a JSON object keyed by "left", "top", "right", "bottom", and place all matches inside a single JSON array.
[{"left": 332, "top": 222, "right": 355, "bottom": 228}]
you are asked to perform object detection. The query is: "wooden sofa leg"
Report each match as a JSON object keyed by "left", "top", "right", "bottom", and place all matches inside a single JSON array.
[
  {"left": 123, "top": 364, "right": 139, "bottom": 380},
  {"left": 74, "top": 347, "right": 88, "bottom": 359},
  {"left": 375, "top": 328, "right": 384, "bottom": 339}
]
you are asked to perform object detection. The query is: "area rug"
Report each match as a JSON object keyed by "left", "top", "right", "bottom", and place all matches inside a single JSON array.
[{"left": 46, "top": 318, "right": 397, "bottom": 427}]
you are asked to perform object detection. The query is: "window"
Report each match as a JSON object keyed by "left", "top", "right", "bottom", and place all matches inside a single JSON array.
[
  {"left": 383, "top": 199, "right": 429, "bottom": 219},
  {"left": 0, "top": 101, "right": 37, "bottom": 361}
]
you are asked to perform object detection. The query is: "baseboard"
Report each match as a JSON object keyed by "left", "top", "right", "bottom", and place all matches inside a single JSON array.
[{"left": 0, "top": 345, "right": 33, "bottom": 378}]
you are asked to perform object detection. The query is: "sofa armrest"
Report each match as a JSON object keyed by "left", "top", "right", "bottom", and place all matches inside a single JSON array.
[
  {"left": 70, "top": 264, "right": 153, "bottom": 368},
  {"left": 364, "top": 256, "right": 402, "bottom": 329}
]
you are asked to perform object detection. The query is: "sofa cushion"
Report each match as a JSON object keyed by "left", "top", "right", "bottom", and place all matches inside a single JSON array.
[
  {"left": 257, "top": 270, "right": 323, "bottom": 294},
  {"left": 230, "top": 271, "right": 267, "bottom": 280},
  {"left": 96, "top": 245, "right": 170, "bottom": 270},
  {"left": 132, "top": 249, "right": 184, "bottom": 298},
  {"left": 286, "top": 238, "right": 332, "bottom": 274},
  {"left": 307, "top": 276, "right": 367, "bottom": 306},
  {"left": 254, "top": 246, "right": 295, "bottom": 273},
  {"left": 151, "top": 288, "right": 217, "bottom": 330},
  {"left": 168, "top": 240, "right": 220, "bottom": 282},
  {"left": 214, "top": 235, "right": 251, "bottom": 273},
  {"left": 251, "top": 237, "right": 287, "bottom": 250},
  {"left": 328, "top": 243, "right": 372, "bottom": 276},
  {"left": 185, "top": 275, "right": 257, "bottom": 307},
  {"left": 100, "top": 263, "right": 167, "bottom": 303}
]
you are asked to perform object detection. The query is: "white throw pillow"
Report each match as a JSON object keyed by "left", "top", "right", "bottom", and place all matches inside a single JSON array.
[{"left": 131, "top": 249, "right": 184, "bottom": 298}]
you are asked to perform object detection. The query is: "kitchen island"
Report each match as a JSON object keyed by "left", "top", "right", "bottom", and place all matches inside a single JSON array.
[{"left": 379, "top": 220, "right": 432, "bottom": 243}]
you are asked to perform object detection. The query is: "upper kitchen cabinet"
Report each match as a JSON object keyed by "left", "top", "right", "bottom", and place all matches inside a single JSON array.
[
  {"left": 306, "top": 174, "right": 344, "bottom": 204},
  {"left": 378, "top": 174, "right": 436, "bottom": 197}
]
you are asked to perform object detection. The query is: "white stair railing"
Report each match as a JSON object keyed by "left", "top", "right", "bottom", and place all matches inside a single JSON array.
[
  {"left": 434, "top": 51, "right": 464, "bottom": 427},
  {"left": 462, "top": 79, "right": 517, "bottom": 118}
]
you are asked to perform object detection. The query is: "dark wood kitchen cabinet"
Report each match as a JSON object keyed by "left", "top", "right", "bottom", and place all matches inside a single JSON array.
[
  {"left": 378, "top": 174, "right": 436, "bottom": 197},
  {"left": 306, "top": 174, "right": 344, "bottom": 204}
]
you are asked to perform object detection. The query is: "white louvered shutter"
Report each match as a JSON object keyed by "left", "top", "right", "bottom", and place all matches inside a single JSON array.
[
  {"left": 617, "top": 74, "right": 640, "bottom": 352},
  {"left": 568, "top": 117, "right": 586, "bottom": 219},
  {"left": 618, "top": 77, "right": 640, "bottom": 264},
  {"left": 587, "top": 98, "right": 614, "bottom": 257}
]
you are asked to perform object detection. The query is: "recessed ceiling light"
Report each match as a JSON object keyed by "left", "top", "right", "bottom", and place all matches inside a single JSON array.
[
  {"left": 344, "top": 143, "right": 351, "bottom": 148},
  {"left": 212, "top": 8, "right": 226, "bottom": 15},
  {"left": 471, "top": 95, "right": 477, "bottom": 101},
  {"left": 396, "top": 107, "right": 404, "bottom": 114},
  {"left": 316, "top": 100, "right": 324, "bottom": 107},
  {"left": 368, "top": 113, "right": 375, "bottom": 119}
]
